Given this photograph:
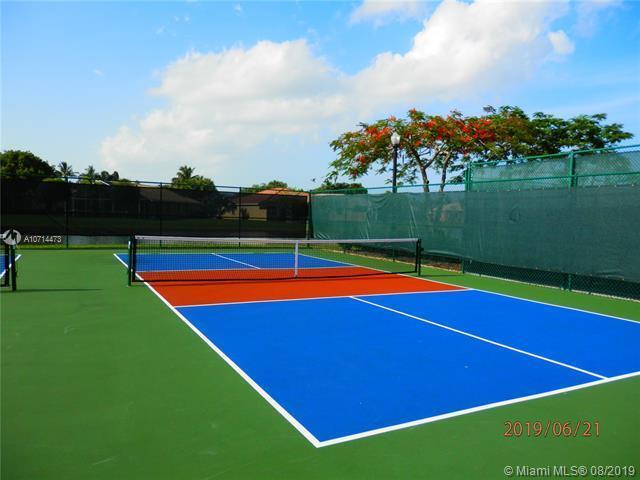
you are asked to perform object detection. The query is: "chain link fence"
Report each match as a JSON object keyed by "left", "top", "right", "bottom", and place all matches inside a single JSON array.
[
  {"left": 1, "top": 177, "right": 309, "bottom": 247},
  {"left": 311, "top": 144, "right": 640, "bottom": 300}
]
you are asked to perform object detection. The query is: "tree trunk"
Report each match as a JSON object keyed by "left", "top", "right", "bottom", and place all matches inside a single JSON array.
[
  {"left": 439, "top": 159, "right": 449, "bottom": 192},
  {"left": 439, "top": 153, "right": 453, "bottom": 192},
  {"left": 420, "top": 165, "right": 430, "bottom": 193}
]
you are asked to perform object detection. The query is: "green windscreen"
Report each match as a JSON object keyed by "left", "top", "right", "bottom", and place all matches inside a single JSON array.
[{"left": 311, "top": 185, "right": 640, "bottom": 286}]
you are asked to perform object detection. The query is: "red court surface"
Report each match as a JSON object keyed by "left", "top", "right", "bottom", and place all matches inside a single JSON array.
[
  {"left": 140, "top": 266, "right": 385, "bottom": 282},
  {"left": 149, "top": 273, "right": 464, "bottom": 307}
]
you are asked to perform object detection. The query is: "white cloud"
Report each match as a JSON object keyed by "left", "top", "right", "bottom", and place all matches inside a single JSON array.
[
  {"left": 101, "top": 0, "right": 576, "bottom": 184},
  {"left": 93, "top": 69, "right": 105, "bottom": 77},
  {"left": 350, "top": 1, "right": 425, "bottom": 25},
  {"left": 101, "top": 40, "right": 347, "bottom": 180},
  {"left": 234, "top": 4, "right": 243, "bottom": 15},
  {"left": 352, "top": 0, "right": 568, "bottom": 105},
  {"left": 548, "top": 30, "right": 575, "bottom": 55}
]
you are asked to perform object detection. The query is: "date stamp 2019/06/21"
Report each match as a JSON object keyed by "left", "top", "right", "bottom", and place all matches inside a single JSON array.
[{"left": 504, "top": 420, "right": 600, "bottom": 438}]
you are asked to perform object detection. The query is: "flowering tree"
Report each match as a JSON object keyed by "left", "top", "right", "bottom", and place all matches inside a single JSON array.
[
  {"left": 328, "top": 109, "right": 496, "bottom": 192},
  {"left": 477, "top": 106, "right": 633, "bottom": 161},
  {"left": 328, "top": 106, "right": 632, "bottom": 192}
]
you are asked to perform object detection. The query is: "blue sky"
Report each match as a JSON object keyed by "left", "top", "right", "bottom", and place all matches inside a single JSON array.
[{"left": 2, "top": 0, "right": 639, "bottom": 189}]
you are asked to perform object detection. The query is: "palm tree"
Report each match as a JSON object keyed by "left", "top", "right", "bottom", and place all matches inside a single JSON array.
[
  {"left": 57, "top": 162, "right": 75, "bottom": 179},
  {"left": 83, "top": 165, "right": 97, "bottom": 183},
  {"left": 171, "top": 165, "right": 197, "bottom": 188},
  {"left": 174, "top": 165, "right": 194, "bottom": 181}
]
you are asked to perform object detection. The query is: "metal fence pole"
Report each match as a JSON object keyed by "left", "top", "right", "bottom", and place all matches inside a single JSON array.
[
  {"left": 238, "top": 187, "right": 242, "bottom": 238},
  {"left": 569, "top": 152, "right": 577, "bottom": 188},
  {"left": 159, "top": 182, "right": 164, "bottom": 235},
  {"left": 306, "top": 193, "right": 313, "bottom": 240},
  {"left": 65, "top": 178, "right": 70, "bottom": 248},
  {"left": 464, "top": 166, "right": 471, "bottom": 191}
]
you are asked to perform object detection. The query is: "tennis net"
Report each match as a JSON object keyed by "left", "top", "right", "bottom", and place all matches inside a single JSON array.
[{"left": 127, "top": 235, "right": 421, "bottom": 283}]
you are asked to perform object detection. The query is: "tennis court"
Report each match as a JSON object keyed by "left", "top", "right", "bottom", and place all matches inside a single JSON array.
[
  {"left": 3, "top": 246, "right": 639, "bottom": 480},
  {"left": 115, "top": 237, "right": 640, "bottom": 448}
]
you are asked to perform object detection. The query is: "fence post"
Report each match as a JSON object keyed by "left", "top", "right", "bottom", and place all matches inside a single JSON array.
[
  {"left": 159, "top": 182, "right": 164, "bottom": 235},
  {"left": 306, "top": 193, "right": 313, "bottom": 240},
  {"left": 567, "top": 152, "right": 576, "bottom": 289},
  {"left": 569, "top": 152, "right": 577, "bottom": 188},
  {"left": 464, "top": 166, "right": 471, "bottom": 191},
  {"left": 65, "top": 178, "right": 70, "bottom": 248},
  {"left": 238, "top": 187, "right": 242, "bottom": 238}
]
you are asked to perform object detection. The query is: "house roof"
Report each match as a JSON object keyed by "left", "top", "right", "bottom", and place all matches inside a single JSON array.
[
  {"left": 255, "top": 188, "right": 309, "bottom": 198},
  {"left": 237, "top": 188, "right": 309, "bottom": 206}
]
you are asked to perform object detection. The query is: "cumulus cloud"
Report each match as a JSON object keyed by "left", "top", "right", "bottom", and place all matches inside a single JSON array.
[
  {"left": 101, "top": 40, "right": 347, "bottom": 179},
  {"left": 351, "top": 0, "right": 568, "bottom": 105},
  {"left": 350, "top": 1, "right": 426, "bottom": 25},
  {"left": 101, "top": 0, "right": 576, "bottom": 183},
  {"left": 548, "top": 30, "right": 575, "bottom": 55}
]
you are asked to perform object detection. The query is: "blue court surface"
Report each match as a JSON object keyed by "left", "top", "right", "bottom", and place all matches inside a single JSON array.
[
  {"left": 175, "top": 289, "right": 640, "bottom": 447},
  {"left": 126, "top": 252, "right": 348, "bottom": 272}
]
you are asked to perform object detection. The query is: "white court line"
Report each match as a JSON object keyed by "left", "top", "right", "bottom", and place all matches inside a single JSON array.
[
  {"left": 212, "top": 253, "right": 261, "bottom": 269},
  {"left": 0, "top": 254, "right": 21, "bottom": 279},
  {"left": 175, "top": 288, "right": 468, "bottom": 309},
  {"left": 112, "top": 252, "right": 323, "bottom": 447},
  {"left": 404, "top": 271, "right": 640, "bottom": 325},
  {"left": 134, "top": 264, "right": 354, "bottom": 274},
  {"left": 123, "top": 252, "right": 355, "bottom": 273},
  {"left": 317, "top": 371, "right": 640, "bottom": 447},
  {"left": 351, "top": 296, "right": 607, "bottom": 380},
  {"left": 128, "top": 249, "right": 638, "bottom": 325},
  {"left": 112, "top": 253, "right": 638, "bottom": 448},
  {"left": 321, "top": 251, "right": 640, "bottom": 325}
]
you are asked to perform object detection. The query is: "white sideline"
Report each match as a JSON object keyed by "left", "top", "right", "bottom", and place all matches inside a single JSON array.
[
  {"left": 175, "top": 288, "right": 467, "bottom": 309},
  {"left": 317, "top": 371, "right": 640, "bottom": 447},
  {"left": 112, "top": 252, "right": 324, "bottom": 448},
  {"left": 211, "top": 253, "right": 261, "bottom": 269},
  {"left": 403, "top": 270, "right": 640, "bottom": 325},
  {"left": 351, "top": 296, "right": 606, "bottom": 379}
]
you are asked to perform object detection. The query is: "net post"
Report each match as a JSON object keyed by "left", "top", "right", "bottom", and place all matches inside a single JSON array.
[
  {"left": 415, "top": 239, "right": 422, "bottom": 276},
  {"left": 10, "top": 244, "right": 17, "bottom": 291},
  {"left": 294, "top": 241, "right": 299, "bottom": 278},
  {"left": 127, "top": 235, "right": 134, "bottom": 285}
]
